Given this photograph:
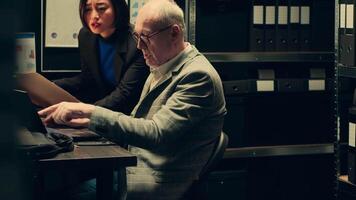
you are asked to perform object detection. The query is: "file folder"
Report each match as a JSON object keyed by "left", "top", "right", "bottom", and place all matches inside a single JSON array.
[
  {"left": 250, "top": 0, "right": 265, "bottom": 51},
  {"left": 264, "top": 0, "right": 277, "bottom": 51},
  {"left": 288, "top": 0, "right": 300, "bottom": 51},
  {"left": 276, "top": 0, "right": 289, "bottom": 51}
]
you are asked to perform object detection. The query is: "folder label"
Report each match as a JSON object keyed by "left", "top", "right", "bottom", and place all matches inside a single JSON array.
[
  {"left": 257, "top": 80, "right": 274, "bottom": 92},
  {"left": 253, "top": 5, "right": 264, "bottom": 24},
  {"left": 265, "top": 6, "right": 276, "bottom": 25},
  {"left": 290, "top": 6, "right": 300, "bottom": 23},
  {"left": 347, "top": 4, "right": 354, "bottom": 29},
  {"left": 301, "top": 6, "right": 310, "bottom": 25},
  {"left": 278, "top": 6, "right": 288, "bottom": 25},
  {"left": 308, "top": 80, "right": 325, "bottom": 91},
  {"left": 340, "top": 4, "right": 346, "bottom": 28},
  {"left": 349, "top": 122, "right": 356, "bottom": 147}
]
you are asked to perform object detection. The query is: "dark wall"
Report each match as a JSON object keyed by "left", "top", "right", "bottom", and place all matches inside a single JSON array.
[{"left": 0, "top": 1, "right": 33, "bottom": 199}]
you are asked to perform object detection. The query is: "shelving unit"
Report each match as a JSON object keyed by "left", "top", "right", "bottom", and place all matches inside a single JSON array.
[
  {"left": 183, "top": 1, "right": 337, "bottom": 199},
  {"left": 224, "top": 143, "right": 334, "bottom": 159},
  {"left": 336, "top": 0, "right": 356, "bottom": 198},
  {"left": 204, "top": 52, "right": 334, "bottom": 63}
]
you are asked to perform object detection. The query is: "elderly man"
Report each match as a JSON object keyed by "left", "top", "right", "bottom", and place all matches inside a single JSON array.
[{"left": 39, "top": 0, "right": 226, "bottom": 199}]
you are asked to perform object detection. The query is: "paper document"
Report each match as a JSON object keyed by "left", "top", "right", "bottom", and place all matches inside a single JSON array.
[
  {"left": 15, "top": 73, "right": 79, "bottom": 108},
  {"left": 45, "top": 0, "right": 81, "bottom": 47}
]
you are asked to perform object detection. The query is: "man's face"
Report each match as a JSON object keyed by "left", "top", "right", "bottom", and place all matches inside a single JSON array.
[{"left": 134, "top": 16, "right": 173, "bottom": 67}]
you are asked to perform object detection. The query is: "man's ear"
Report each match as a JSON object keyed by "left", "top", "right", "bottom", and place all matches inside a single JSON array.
[{"left": 171, "top": 24, "right": 181, "bottom": 39}]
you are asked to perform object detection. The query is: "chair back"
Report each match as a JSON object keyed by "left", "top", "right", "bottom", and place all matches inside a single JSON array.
[
  {"left": 182, "top": 132, "right": 229, "bottom": 199},
  {"left": 199, "top": 131, "right": 229, "bottom": 178}
]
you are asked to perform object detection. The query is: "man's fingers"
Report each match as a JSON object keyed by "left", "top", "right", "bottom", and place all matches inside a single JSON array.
[
  {"left": 68, "top": 118, "right": 90, "bottom": 128},
  {"left": 38, "top": 104, "right": 59, "bottom": 117}
]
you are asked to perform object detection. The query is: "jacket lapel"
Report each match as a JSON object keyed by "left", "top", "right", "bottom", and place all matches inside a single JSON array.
[
  {"left": 133, "top": 46, "right": 200, "bottom": 117},
  {"left": 113, "top": 32, "right": 128, "bottom": 82}
]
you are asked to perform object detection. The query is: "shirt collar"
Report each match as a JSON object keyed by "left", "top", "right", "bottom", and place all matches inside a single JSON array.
[{"left": 149, "top": 43, "right": 192, "bottom": 78}]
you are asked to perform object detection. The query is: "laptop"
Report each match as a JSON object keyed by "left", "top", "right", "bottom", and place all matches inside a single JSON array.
[{"left": 13, "top": 90, "right": 102, "bottom": 142}]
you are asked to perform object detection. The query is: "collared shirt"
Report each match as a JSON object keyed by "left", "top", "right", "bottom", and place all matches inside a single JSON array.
[{"left": 149, "top": 43, "right": 192, "bottom": 91}]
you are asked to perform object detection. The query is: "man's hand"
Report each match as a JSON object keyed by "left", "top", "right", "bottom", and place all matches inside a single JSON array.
[{"left": 38, "top": 102, "right": 95, "bottom": 128}]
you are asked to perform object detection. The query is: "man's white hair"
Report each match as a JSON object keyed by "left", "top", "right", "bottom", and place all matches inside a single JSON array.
[{"left": 142, "top": 0, "right": 185, "bottom": 31}]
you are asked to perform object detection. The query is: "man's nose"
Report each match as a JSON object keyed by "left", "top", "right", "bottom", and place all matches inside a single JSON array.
[{"left": 136, "top": 38, "right": 144, "bottom": 50}]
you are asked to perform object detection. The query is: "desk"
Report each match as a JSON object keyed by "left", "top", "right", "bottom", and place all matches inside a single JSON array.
[{"left": 35, "top": 144, "right": 137, "bottom": 200}]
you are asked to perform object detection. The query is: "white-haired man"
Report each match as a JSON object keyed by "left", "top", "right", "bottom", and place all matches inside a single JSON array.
[{"left": 39, "top": 0, "right": 226, "bottom": 199}]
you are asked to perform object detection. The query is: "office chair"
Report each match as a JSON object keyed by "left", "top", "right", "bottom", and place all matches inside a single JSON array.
[{"left": 183, "top": 131, "right": 229, "bottom": 199}]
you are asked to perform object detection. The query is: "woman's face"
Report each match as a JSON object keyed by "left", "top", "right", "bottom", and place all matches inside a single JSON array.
[{"left": 84, "top": 0, "right": 116, "bottom": 38}]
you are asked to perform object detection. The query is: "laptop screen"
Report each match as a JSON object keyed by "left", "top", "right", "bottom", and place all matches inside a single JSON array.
[
  {"left": 13, "top": 89, "right": 47, "bottom": 134},
  {"left": 13, "top": 90, "right": 101, "bottom": 142}
]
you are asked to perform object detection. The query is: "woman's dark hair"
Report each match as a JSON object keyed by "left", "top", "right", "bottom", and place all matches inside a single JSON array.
[{"left": 79, "top": 0, "right": 130, "bottom": 31}]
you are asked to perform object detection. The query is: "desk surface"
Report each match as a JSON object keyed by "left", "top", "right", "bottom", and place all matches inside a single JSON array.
[
  {"left": 38, "top": 145, "right": 137, "bottom": 169},
  {"left": 35, "top": 144, "right": 136, "bottom": 200}
]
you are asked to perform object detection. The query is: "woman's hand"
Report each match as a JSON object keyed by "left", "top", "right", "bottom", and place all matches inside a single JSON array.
[{"left": 38, "top": 102, "right": 95, "bottom": 128}]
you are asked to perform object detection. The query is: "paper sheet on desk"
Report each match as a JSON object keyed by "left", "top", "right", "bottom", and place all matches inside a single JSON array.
[{"left": 15, "top": 72, "right": 79, "bottom": 108}]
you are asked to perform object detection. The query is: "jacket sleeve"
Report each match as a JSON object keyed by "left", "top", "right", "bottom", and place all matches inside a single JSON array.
[
  {"left": 89, "top": 70, "right": 218, "bottom": 150},
  {"left": 94, "top": 40, "right": 149, "bottom": 114}
]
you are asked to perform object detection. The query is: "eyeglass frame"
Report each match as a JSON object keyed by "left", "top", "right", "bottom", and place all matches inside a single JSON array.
[{"left": 133, "top": 24, "right": 174, "bottom": 46}]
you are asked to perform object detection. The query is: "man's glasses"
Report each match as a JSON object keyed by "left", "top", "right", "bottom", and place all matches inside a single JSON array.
[{"left": 133, "top": 24, "right": 173, "bottom": 47}]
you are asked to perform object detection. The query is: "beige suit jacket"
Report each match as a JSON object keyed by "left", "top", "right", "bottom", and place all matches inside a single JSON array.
[{"left": 89, "top": 45, "right": 226, "bottom": 185}]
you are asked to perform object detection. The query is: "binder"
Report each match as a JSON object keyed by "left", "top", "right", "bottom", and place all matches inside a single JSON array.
[
  {"left": 340, "top": 34, "right": 355, "bottom": 66},
  {"left": 257, "top": 69, "right": 275, "bottom": 92},
  {"left": 264, "top": 0, "right": 277, "bottom": 51},
  {"left": 300, "top": 0, "right": 311, "bottom": 51},
  {"left": 276, "top": 0, "right": 289, "bottom": 51},
  {"left": 340, "top": 0, "right": 347, "bottom": 62},
  {"left": 250, "top": 0, "right": 265, "bottom": 51},
  {"left": 277, "top": 79, "right": 307, "bottom": 92},
  {"left": 288, "top": 0, "right": 300, "bottom": 51},
  {"left": 340, "top": 0, "right": 347, "bottom": 35},
  {"left": 346, "top": 0, "right": 354, "bottom": 35},
  {"left": 348, "top": 149, "right": 356, "bottom": 184},
  {"left": 308, "top": 68, "right": 326, "bottom": 91},
  {"left": 223, "top": 80, "right": 257, "bottom": 95}
]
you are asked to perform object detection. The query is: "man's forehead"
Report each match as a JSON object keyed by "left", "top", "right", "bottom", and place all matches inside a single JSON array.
[{"left": 135, "top": 18, "right": 157, "bottom": 33}]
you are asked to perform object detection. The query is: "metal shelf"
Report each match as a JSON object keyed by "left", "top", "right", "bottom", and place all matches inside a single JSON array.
[
  {"left": 203, "top": 52, "right": 335, "bottom": 63},
  {"left": 224, "top": 143, "right": 334, "bottom": 159},
  {"left": 338, "top": 64, "right": 356, "bottom": 79}
]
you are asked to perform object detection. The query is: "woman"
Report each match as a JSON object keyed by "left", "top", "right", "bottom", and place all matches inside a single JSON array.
[{"left": 55, "top": 0, "right": 148, "bottom": 114}]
